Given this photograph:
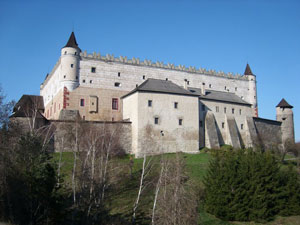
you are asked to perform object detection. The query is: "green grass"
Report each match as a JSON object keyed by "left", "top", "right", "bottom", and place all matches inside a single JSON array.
[{"left": 52, "top": 151, "right": 300, "bottom": 225}]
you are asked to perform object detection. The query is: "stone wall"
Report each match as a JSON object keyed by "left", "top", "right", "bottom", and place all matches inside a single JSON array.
[
  {"left": 253, "top": 117, "right": 282, "bottom": 150},
  {"left": 52, "top": 120, "right": 132, "bottom": 154}
]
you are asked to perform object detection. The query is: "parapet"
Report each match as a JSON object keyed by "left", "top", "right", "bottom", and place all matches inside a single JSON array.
[{"left": 80, "top": 50, "right": 246, "bottom": 80}]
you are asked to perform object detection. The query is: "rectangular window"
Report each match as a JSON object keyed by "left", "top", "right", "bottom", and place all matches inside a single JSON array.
[
  {"left": 216, "top": 106, "right": 219, "bottom": 112},
  {"left": 90, "top": 80, "right": 93, "bottom": 84},
  {"left": 241, "top": 124, "right": 244, "bottom": 130},
  {"left": 154, "top": 117, "right": 159, "bottom": 125},
  {"left": 232, "top": 108, "right": 235, "bottom": 114},
  {"left": 209, "top": 84, "right": 212, "bottom": 88},
  {"left": 112, "top": 98, "right": 118, "bottom": 110},
  {"left": 179, "top": 119, "right": 183, "bottom": 126},
  {"left": 174, "top": 102, "right": 178, "bottom": 109},
  {"left": 148, "top": 100, "right": 152, "bottom": 107},
  {"left": 143, "top": 75, "right": 145, "bottom": 80},
  {"left": 71, "top": 64, "right": 74, "bottom": 68},
  {"left": 91, "top": 67, "right": 96, "bottom": 73},
  {"left": 83, "top": 79, "right": 86, "bottom": 83},
  {"left": 80, "top": 99, "right": 85, "bottom": 107},
  {"left": 224, "top": 107, "right": 227, "bottom": 113},
  {"left": 222, "top": 122, "right": 225, "bottom": 129},
  {"left": 118, "top": 72, "right": 121, "bottom": 77},
  {"left": 224, "top": 86, "right": 227, "bottom": 90},
  {"left": 114, "top": 82, "right": 121, "bottom": 87},
  {"left": 239, "top": 109, "right": 242, "bottom": 115}
]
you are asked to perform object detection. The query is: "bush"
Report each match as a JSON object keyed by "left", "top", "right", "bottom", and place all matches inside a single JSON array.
[{"left": 203, "top": 149, "right": 300, "bottom": 222}]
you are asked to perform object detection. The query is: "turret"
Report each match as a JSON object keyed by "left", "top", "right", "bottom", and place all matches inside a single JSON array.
[
  {"left": 60, "top": 32, "right": 81, "bottom": 91},
  {"left": 244, "top": 63, "right": 258, "bottom": 117},
  {"left": 276, "top": 98, "right": 295, "bottom": 145}
]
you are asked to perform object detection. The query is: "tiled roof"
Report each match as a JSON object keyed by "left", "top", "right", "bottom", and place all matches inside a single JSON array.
[
  {"left": 244, "top": 63, "right": 254, "bottom": 75},
  {"left": 63, "top": 32, "right": 81, "bottom": 50},
  {"left": 189, "top": 87, "right": 251, "bottom": 105},
  {"left": 122, "top": 78, "right": 199, "bottom": 98},
  {"left": 276, "top": 98, "right": 293, "bottom": 108}
]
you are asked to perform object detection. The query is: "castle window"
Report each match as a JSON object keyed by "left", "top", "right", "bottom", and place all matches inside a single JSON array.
[
  {"left": 187, "top": 81, "right": 190, "bottom": 85},
  {"left": 83, "top": 79, "right": 86, "bottom": 83},
  {"left": 282, "top": 118, "right": 286, "bottom": 121},
  {"left": 112, "top": 98, "right": 118, "bottom": 110},
  {"left": 235, "top": 87, "right": 237, "bottom": 91},
  {"left": 216, "top": 106, "right": 219, "bottom": 112},
  {"left": 232, "top": 108, "right": 235, "bottom": 114},
  {"left": 174, "top": 102, "right": 178, "bottom": 109},
  {"left": 64, "top": 75, "right": 66, "bottom": 79},
  {"left": 209, "top": 84, "right": 212, "bottom": 88},
  {"left": 154, "top": 117, "right": 159, "bottom": 125},
  {"left": 75, "top": 52, "right": 77, "bottom": 55},
  {"left": 224, "top": 107, "right": 227, "bottom": 113},
  {"left": 90, "top": 80, "right": 93, "bottom": 84},
  {"left": 80, "top": 99, "right": 85, "bottom": 107},
  {"left": 166, "top": 78, "right": 168, "bottom": 81},
  {"left": 201, "top": 104, "right": 205, "bottom": 111},
  {"left": 114, "top": 82, "right": 121, "bottom": 87},
  {"left": 64, "top": 51, "right": 67, "bottom": 55},
  {"left": 91, "top": 67, "right": 96, "bottom": 73},
  {"left": 241, "top": 124, "right": 244, "bottom": 130},
  {"left": 222, "top": 122, "right": 225, "bottom": 129},
  {"left": 143, "top": 75, "right": 145, "bottom": 80},
  {"left": 71, "top": 64, "right": 74, "bottom": 68},
  {"left": 148, "top": 100, "right": 152, "bottom": 107},
  {"left": 76, "top": 76, "right": 78, "bottom": 80},
  {"left": 179, "top": 119, "right": 183, "bottom": 126},
  {"left": 224, "top": 86, "right": 227, "bottom": 90},
  {"left": 200, "top": 121, "right": 203, "bottom": 127},
  {"left": 118, "top": 72, "right": 121, "bottom": 77},
  {"left": 239, "top": 109, "right": 242, "bottom": 115}
]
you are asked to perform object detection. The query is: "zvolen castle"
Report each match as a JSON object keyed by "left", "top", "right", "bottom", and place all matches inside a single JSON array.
[{"left": 12, "top": 32, "right": 295, "bottom": 156}]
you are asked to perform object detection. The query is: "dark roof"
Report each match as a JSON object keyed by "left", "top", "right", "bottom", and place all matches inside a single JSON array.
[
  {"left": 63, "top": 32, "right": 81, "bottom": 50},
  {"left": 11, "top": 95, "right": 45, "bottom": 118},
  {"left": 276, "top": 98, "right": 293, "bottom": 108},
  {"left": 244, "top": 63, "right": 254, "bottom": 75},
  {"left": 189, "top": 87, "right": 251, "bottom": 105},
  {"left": 121, "top": 79, "right": 199, "bottom": 98}
]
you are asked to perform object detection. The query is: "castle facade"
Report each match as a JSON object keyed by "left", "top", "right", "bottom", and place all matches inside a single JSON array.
[{"left": 14, "top": 32, "right": 294, "bottom": 156}]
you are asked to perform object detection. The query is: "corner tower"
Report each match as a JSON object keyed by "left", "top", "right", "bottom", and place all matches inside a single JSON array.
[
  {"left": 276, "top": 98, "right": 295, "bottom": 144},
  {"left": 60, "top": 32, "right": 81, "bottom": 91},
  {"left": 244, "top": 63, "right": 258, "bottom": 117}
]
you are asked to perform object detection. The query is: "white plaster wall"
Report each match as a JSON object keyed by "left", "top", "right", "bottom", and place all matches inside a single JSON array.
[
  {"left": 123, "top": 92, "right": 199, "bottom": 157},
  {"left": 79, "top": 58, "right": 252, "bottom": 105}
]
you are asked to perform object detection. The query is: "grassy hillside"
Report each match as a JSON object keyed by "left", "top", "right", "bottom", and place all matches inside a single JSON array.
[{"left": 53, "top": 152, "right": 300, "bottom": 225}]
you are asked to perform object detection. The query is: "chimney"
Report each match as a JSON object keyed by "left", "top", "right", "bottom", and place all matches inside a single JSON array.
[
  {"left": 184, "top": 79, "right": 188, "bottom": 89},
  {"left": 201, "top": 82, "right": 206, "bottom": 95}
]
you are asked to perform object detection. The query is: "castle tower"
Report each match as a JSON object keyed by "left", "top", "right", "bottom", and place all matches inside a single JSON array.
[
  {"left": 60, "top": 32, "right": 81, "bottom": 91},
  {"left": 244, "top": 63, "right": 258, "bottom": 117},
  {"left": 276, "top": 98, "right": 295, "bottom": 144}
]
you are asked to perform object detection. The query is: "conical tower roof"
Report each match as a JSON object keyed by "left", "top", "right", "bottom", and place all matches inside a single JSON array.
[
  {"left": 276, "top": 98, "right": 293, "bottom": 108},
  {"left": 244, "top": 63, "right": 254, "bottom": 75},
  {"left": 63, "top": 32, "right": 81, "bottom": 50}
]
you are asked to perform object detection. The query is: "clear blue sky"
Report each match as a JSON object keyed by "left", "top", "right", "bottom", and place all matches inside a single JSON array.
[{"left": 0, "top": 0, "right": 299, "bottom": 141}]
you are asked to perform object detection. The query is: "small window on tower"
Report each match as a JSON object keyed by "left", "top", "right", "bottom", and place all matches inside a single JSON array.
[
  {"left": 148, "top": 100, "right": 152, "bottom": 107},
  {"left": 71, "top": 64, "right": 74, "bottom": 68},
  {"left": 118, "top": 72, "right": 121, "bottom": 77},
  {"left": 76, "top": 76, "right": 78, "bottom": 80},
  {"left": 90, "top": 80, "right": 93, "bottom": 84},
  {"left": 64, "top": 51, "right": 67, "bottom": 55},
  {"left": 222, "top": 122, "right": 225, "bottom": 129},
  {"left": 154, "top": 117, "right": 159, "bottom": 125},
  {"left": 166, "top": 78, "right": 168, "bottom": 81},
  {"left": 91, "top": 67, "right": 96, "bottom": 73},
  {"left": 241, "top": 124, "right": 244, "bottom": 130},
  {"left": 64, "top": 75, "right": 66, "bottom": 79},
  {"left": 224, "top": 107, "right": 227, "bottom": 113},
  {"left": 112, "top": 98, "right": 118, "bottom": 110},
  {"left": 235, "top": 87, "right": 238, "bottom": 91},
  {"left": 174, "top": 102, "right": 178, "bottom": 109},
  {"left": 224, "top": 86, "right": 227, "bottom": 90},
  {"left": 142, "top": 75, "right": 145, "bottom": 80},
  {"left": 179, "top": 119, "right": 183, "bottom": 126},
  {"left": 239, "top": 109, "right": 242, "bottom": 115},
  {"left": 80, "top": 99, "right": 85, "bottom": 107},
  {"left": 232, "top": 108, "right": 235, "bottom": 114},
  {"left": 83, "top": 79, "right": 86, "bottom": 83},
  {"left": 209, "top": 84, "right": 212, "bottom": 88},
  {"left": 75, "top": 52, "right": 77, "bottom": 55},
  {"left": 114, "top": 82, "right": 121, "bottom": 87}
]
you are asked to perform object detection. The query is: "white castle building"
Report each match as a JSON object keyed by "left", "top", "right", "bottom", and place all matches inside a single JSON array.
[{"left": 12, "top": 32, "right": 295, "bottom": 156}]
